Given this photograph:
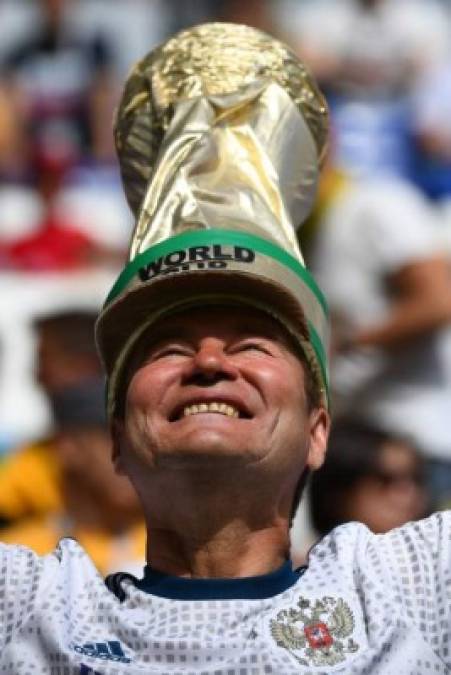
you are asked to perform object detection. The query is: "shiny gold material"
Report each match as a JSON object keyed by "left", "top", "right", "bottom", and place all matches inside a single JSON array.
[
  {"left": 98, "top": 22, "right": 331, "bottom": 416},
  {"left": 114, "top": 23, "right": 329, "bottom": 262}
]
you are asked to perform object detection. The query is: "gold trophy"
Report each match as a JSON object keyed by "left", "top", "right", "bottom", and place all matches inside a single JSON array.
[{"left": 97, "top": 23, "right": 330, "bottom": 416}]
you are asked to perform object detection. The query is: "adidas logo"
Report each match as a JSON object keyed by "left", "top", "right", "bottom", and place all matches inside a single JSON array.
[{"left": 73, "top": 639, "right": 131, "bottom": 663}]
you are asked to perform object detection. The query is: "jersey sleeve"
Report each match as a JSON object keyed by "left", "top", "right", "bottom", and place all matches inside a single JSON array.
[
  {"left": 0, "top": 543, "right": 48, "bottom": 651},
  {"left": 372, "top": 512, "right": 451, "bottom": 667}
]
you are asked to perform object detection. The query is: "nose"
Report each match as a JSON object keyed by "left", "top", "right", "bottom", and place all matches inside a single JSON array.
[{"left": 183, "top": 338, "right": 238, "bottom": 384}]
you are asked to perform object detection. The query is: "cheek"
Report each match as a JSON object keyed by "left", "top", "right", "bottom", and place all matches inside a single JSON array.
[
  {"left": 248, "top": 363, "right": 308, "bottom": 447},
  {"left": 257, "top": 363, "right": 306, "bottom": 412},
  {"left": 126, "top": 378, "right": 153, "bottom": 414},
  {"left": 126, "top": 363, "right": 172, "bottom": 414}
]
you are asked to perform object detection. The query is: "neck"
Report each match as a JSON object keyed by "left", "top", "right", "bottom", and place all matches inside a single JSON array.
[
  {"left": 140, "top": 468, "right": 294, "bottom": 578},
  {"left": 146, "top": 520, "right": 290, "bottom": 579}
]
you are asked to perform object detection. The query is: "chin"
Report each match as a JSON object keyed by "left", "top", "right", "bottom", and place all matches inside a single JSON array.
[{"left": 154, "top": 433, "right": 263, "bottom": 469}]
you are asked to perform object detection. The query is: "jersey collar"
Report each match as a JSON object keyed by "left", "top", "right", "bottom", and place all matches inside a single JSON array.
[{"left": 135, "top": 560, "right": 303, "bottom": 601}]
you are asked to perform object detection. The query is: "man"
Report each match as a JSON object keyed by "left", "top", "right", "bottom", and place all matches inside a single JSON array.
[
  {"left": 0, "top": 22, "right": 450, "bottom": 674},
  {"left": 0, "top": 377, "right": 145, "bottom": 576},
  {"left": 110, "top": 303, "right": 327, "bottom": 577},
  {"left": 0, "top": 310, "right": 103, "bottom": 525}
]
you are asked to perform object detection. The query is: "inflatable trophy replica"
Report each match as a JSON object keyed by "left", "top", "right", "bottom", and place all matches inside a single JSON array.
[{"left": 95, "top": 23, "right": 330, "bottom": 416}]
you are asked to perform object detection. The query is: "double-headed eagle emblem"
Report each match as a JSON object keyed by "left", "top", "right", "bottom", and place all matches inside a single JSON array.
[{"left": 270, "top": 595, "right": 359, "bottom": 668}]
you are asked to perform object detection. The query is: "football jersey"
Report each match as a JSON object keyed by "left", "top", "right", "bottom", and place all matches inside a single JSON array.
[{"left": 1, "top": 512, "right": 451, "bottom": 674}]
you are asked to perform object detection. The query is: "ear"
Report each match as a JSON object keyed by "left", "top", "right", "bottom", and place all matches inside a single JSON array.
[
  {"left": 306, "top": 406, "right": 330, "bottom": 472},
  {"left": 110, "top": 418, "right": 127, "bottom": 476}
]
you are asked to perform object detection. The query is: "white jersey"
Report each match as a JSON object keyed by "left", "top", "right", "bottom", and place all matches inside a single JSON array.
[{"left": 1, "top": 512, "right": 451, "bottom": 674}]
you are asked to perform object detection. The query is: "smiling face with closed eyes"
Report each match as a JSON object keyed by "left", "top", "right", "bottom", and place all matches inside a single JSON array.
[{"left": 112, "top": 305, "right": 329, "bottom": 493}]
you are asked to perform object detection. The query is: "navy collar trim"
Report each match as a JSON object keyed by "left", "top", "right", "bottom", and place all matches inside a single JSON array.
[{"left": 135, "top": 560, "right": 303, "bottom": 601}]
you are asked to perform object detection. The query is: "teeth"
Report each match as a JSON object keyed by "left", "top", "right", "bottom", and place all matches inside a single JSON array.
[{"left": 182, "top": 402, "right": 240, "bottom": 418}]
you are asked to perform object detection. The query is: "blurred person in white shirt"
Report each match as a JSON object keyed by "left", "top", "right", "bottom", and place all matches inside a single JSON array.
[
  {"left": 272, "top": 0, "right": 451, "bottom": 97},
  {"left": 311, "top": 169, "right": 451, "bottom": 506}
]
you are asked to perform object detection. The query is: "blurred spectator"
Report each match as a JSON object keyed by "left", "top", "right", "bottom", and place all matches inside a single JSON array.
[
  {"left": 165, "top": 0, "right": 222, "bottom": 33},
  {"left": 2, "top": 209, "right": 95, "bottom": 272},
  {"left": 409, "top": 61, "right": 451, "bottom": 200},
  {"left": 309, "top": 419, "right": 429, "bottom": 537},
  {"left": 34, "top": 310, "right": 101, "bottom": 394},
  {"left": 0, "top": 2, "right": 138, "bottom": 274},
  {"left": 0, "top": 179, "right": 130, "bottom": 273},
  {"left": 0, "top": 80, "right": 29, "bottom": 181},
  {"left": 0, "top": 309, "right": 102, "bottom": 523},
  {"left": 0, "top": 378, "right": 145, "bottom": 576},
  {"left": 272, "top": 0, "right": 451, "bottom": 178},
  {"left": 53, "top": 164, "right": 132, "bottom": 253},
  {"left": 274, "top": 0, "right": 450, "bottom": 97},
  {"left": 311, "top": 168, "right": 451, "bottom": 506},
  {"left": 72, "top": 0, "right": 170, "bottom": 79},
  {"left": 0, "top": 0, "right": 116, "bottom": 195},
  {"left": 218, "top": 0, "right": 272, "bottom": 31},
  {"left": 0, "top": 185, "right": 46, "bottom": 268}
]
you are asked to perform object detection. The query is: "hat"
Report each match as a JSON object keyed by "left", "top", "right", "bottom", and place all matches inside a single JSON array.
[{"left": 96, "top": 22, "right": 330, "bottom": 417}]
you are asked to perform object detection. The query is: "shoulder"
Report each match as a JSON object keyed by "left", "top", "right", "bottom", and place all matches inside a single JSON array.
[
  {"left": 308, "top": 520, "right": 372, "bottom": 563},
  {"left": 374, "top": 511, "right": 451, "bottom": 565},
  {"left": 0, "top": 539, "right": 116, "bottom": 653},
  {"left": 0, "top": 537, "right": 103, "bottom": 591},
  {"left": 308, "top": 513, "right": 451, "bottom": 586}
]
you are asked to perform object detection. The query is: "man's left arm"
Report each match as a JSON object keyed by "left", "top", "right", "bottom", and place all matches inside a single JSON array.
[{"left": 377, "top": 512, "right": 451, "bottom": 668}]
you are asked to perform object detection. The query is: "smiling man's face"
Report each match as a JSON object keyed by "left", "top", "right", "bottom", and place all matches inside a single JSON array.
[{"left": 113, "top": 306, "right": 328, "bottom": 486}]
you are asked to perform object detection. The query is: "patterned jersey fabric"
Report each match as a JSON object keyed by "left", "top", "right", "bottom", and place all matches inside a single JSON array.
[{"left": 1, "top": 512, "right": 450, "bottom": 674}]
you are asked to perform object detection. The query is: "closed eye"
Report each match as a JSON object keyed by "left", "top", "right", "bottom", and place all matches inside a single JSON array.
[
  {"left": 230, "top": 340, "right": 273, "bottom": 356},
  {"left": 147, "top": 344, "right": 193, "bottom": 362}
]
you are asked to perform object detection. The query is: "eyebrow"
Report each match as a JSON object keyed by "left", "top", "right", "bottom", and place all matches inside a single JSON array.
[{"left": 147, "top": 320, "right": 292, "bottom": 358}]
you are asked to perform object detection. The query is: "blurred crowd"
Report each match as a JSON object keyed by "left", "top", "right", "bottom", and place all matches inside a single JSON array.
[{"left": 1, "top": 0, "right": 451, "bottom": 572}]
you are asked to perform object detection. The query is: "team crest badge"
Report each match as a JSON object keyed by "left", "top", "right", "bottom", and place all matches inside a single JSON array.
[{"left": 270, "top": 596, "right": 359, "bottom": 668}]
